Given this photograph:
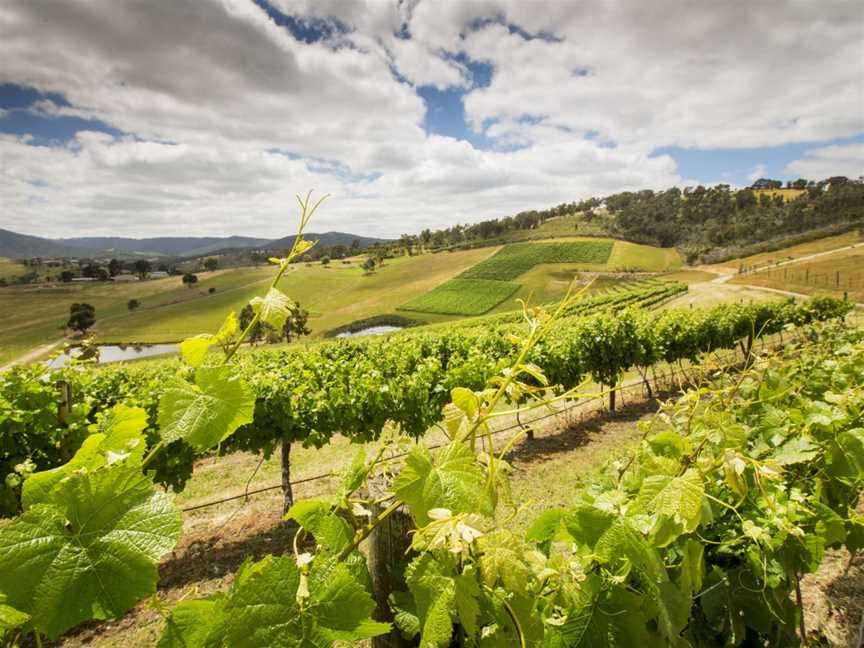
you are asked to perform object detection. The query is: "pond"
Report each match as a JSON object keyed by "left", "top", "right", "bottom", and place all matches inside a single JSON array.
[
  {"left": 47, "top": 343, "right": 179, "bottom": 368},
  {"left": 334, "top": 325, "right": 404, "bottom": 338}
]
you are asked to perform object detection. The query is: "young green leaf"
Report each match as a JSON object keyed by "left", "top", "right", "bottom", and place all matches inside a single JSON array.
[
  {"left": 22, "top": 404, "right": 148, "bottom": 508},
  {"left": 392, "top": 442, "right": 490, "bottom": 526},
  {"left": 158, "top": 366, "right": 254, "bottom": 450},
  {"left": 250, "top": 287, "right": 294, "bottom": 330}
]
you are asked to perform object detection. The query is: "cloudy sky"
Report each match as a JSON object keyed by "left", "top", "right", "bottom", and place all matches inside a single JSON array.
[{"left": 1, "top": 1, "right": 862, "bottom": 239}]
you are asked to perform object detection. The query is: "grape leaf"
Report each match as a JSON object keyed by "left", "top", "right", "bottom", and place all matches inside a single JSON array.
[
  {"left": 476, "top": 530, "right": 529, "bottom": 594},
  {"left": 0, "top": 464, "right": 181, "bottom": 639},
  {"left": 179, "top": 312, "right": 240, "bottom": 367},
  {"left": 392, "top": 442, "right": 489, "bottom": 526},
  {"left": 284, "top": 499, "right": 352, "bottom": 554},
  {"left": 22, "top": 404, "right": 148, "bottom": 508},
  {"left": 158, "top": 366, "right": 254, "bottom": 450},
  {"left": 221, "top": 555, "right": 388, "bottom": 647},
  {"left": 405, "top": 554, "right": 455, "bottom": 647},
  {"left": 179, "top": 336, "right": 215, "bottom": 369},
  {"left": 827, "top": 428, "right": 864, "bottom": 481},
  {"left": 772, "top": 435, "right": 818, "bottom": 465},
  {"left": 630, "top": 468, "right": 704, "bottom": 546},
  {"left": 250, "top": 287, "right": 293, "bottom": 330},
  {"left": 0, "top": 593, "right": 29, "bottom": 632},
  {"left": 158, "top": 597, "right": 225, "bottom": 648}
]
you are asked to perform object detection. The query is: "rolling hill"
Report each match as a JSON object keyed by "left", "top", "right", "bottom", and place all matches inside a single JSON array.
[
  {"left": 264, "top": 231, "right": 387, "bottom": 252},
  {"left": 0, "top": 228, "right": 102, "bottom": 259},
  {"left": 57, "top": 235, "right": 272, "bottom": 257},
  {"left": 0, "top": 228, "right": 388, "bottom": 260}
]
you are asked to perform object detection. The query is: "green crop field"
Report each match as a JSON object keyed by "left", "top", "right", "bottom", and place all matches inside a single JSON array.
[
  {"left": 400, "top": 238, "right": 684, "bottom": 316},
  {"left": 459, "top": 240, "right": 614, "bottom": 281},
  {"left": 398, "top": 278, "right": 521, "bottom": 315}
]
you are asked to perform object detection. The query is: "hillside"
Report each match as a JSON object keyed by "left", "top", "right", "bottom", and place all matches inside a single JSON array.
[
  {"left": 1, "top": 229, "right": 387, "bottom": 261},
  {"left": 264, "top": 231, "right": 387, "bottom": 252},
  {"left": 396, "top": 177, "right": 864, "bottom": 266},
  {"left": 57, "top": 235, "right": 272, "bottom": 257},
  {"left": 0, "top": 228, "right": 102, "bottom": 259}
]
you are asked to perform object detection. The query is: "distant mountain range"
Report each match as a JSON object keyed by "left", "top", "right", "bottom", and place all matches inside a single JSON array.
[{"left": 0, "top": 228, "right": 388, "bottom": 260}]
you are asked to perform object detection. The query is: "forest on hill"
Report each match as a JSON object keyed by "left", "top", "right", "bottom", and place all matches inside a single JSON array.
[{"left": 402, "top": 177, "right": 864, "bottom": 264}]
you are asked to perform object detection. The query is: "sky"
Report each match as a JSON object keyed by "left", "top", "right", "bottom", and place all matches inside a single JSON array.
[{"left": 0, "top": 1, "right": 862, "bottom": 239}]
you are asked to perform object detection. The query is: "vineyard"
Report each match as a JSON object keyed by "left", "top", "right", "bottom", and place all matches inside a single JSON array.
[
  {"left": 0, "top": 205, "right": 861, "bottom": 647},
  {"left": 400, "top": 240, "right": 623, "bottom": 315},
  {"left": 398, "top": 278, "right": 521, "bottom": 315},
  {"left": 459, "top": 241, "right": 615, "bottom": 281}
]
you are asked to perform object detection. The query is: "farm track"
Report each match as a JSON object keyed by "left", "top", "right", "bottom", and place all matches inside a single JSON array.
[{"left": 0, "top": 338, "right": 66, "bottom": 372}]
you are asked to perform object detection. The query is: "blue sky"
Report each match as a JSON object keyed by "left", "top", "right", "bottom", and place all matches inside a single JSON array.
[{"left": 0, "top": 1, "right": 861, "bottom": 238}]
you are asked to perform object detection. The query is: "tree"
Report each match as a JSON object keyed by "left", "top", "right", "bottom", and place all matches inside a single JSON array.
[
  {"left": 208, "top": 287, "right": 216, "bottom": 294},
  {"left": 350, "top": 239, "right": 360, "bottom": 253},
  {"left": 108, "top": 258, "right": 123, "bottom": 276},
  {"left": 134, "top": 259, "right": 152, "bottom": 279},
  {"left": 751, "top": 178, "right": 782, "bottom": 190},
  {"left": 127, "top": 299, "right": 140, "bottom": 311},
  {"left": 361, "top": 258, "right": 376, "bottom": 274},
  {"left": 320, "top": 256, "right": 330, "bottom": 266},
  {"left": 60, "top": 270, "right": 74, "bottom": 283},
  {"left": 239, "top": 304, "right": 265, "bottom": 345},
  {"left": 182, "top": 273, "right": 198, "bottom": 288},
  {"left": 282, "top": 305, "right": 310, "bottom": 343},
  {"left": 203, "top": 257, "right": 219, "bottom": 272},
  {"left": 67, "top": 303, "right": 96, "bottom": 334},
  {"left": 82, "top": 263, "right": 101, "bottom": 279}
]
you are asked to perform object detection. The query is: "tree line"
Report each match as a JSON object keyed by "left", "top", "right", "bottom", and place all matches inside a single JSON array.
[{"left": 387, "top": 176, "right": 863, "bottom": 262}]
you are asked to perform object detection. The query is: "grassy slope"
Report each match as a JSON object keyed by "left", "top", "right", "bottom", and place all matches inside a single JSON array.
[
  {"left": 712, "top": 231, "right": 863, "bottom": 271},
  {"left": 0, "top": 237, "right": 683, "bottom": 365},
  {"left": 0, "top": 257, "right": 27, "bottom": 281},
  {"left": 0, "top": 248, "right": 500, "bottom": 364},
  {"left": 753, "top": 188, "right": 806, "bottom": 202},
  {"left": 732, "top": 246, "right": 864, "bottom": 302}
]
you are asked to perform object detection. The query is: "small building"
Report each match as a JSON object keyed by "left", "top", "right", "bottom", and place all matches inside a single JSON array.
[
  {"left": 113, "top": 274, "right": 139, "bottom": 282},
  {"left": 149, "top": 271, "right": 169, "bottom": 279},
  {"left": 70, "top": 277, "right": 96, "bottom": 282}
]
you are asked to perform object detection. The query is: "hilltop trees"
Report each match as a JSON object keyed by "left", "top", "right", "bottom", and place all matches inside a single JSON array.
[
  {"left": 66, "top": 303, "right": 95, "bottom": 334},
  {"left": 390, "top": 176, "right": 862, "bottom": 262},
  {"left": 134, "top": 259, "right": 152, "bottom": 279},
  {"left": 203, "top": 257, "right": 218, "bottom": 272}
]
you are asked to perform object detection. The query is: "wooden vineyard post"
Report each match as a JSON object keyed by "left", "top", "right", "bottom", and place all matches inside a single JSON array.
[
  {"left": 281, "top": 439, "right": 294, "bottom": 516},
  {"left": 57, "top": 380, "right": 72, "bottom": 425},
  {"left": 368, "top": 480, "right": 414, "bottom": 648},
  {"left": 516, "top": 410, "right": 534, "bottom": 441}
]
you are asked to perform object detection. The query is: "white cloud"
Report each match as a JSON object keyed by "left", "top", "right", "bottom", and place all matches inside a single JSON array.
[
  {"left": 0, "top": 0, "right": 861, "bottom": 238},
  {"left": 748, "top": 164, "right": 768, "bottom": 183},
  {"left": 785, "top": 143, "right": 864, "bottom": 180}
]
